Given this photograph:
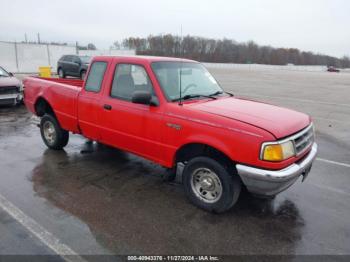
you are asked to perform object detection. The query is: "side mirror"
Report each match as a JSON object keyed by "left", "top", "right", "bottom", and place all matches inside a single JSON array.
[
  {"left": 8, "top": 72, "right": 14, "bottom": 77},
  {"left": 132, "top": 90, "right": 153, "bottom": 105}
]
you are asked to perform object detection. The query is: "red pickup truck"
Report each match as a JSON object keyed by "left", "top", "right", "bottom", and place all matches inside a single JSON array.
[{"left": 24, "top": 56, "right": 317, "bottom": 213}]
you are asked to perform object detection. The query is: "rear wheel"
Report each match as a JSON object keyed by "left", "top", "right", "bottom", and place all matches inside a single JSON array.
[
  {"left": 58, "top": 68, "right": 65, "bottom": 78},
  {"left": 40, "top": 114, "right": 69, "bottom": 150},
  {"left": 183, "top": 156, "right": 241, "bottom": 213}
]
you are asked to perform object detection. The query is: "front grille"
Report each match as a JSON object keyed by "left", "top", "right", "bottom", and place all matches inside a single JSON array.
[
  {"left": 0, "top": 86, "right": 19, "bottom": 95},
  {"left": 292, "top": 124, "right": 314, "bottom": 155}
]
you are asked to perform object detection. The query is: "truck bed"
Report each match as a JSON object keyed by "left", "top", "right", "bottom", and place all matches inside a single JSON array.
[
  {"left": 23, "top": 76, "right": 82, "bottom": 133},
  {"left": 33, "top": 77, "right": 84, "bottom": 88}
]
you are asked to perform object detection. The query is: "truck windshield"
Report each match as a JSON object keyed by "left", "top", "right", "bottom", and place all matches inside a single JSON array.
[
  {"left": 0, "top": 67, "right": 10, "bottom": 77},
  {"left": 151, "top": 62, "right": 223, "bottom": 102}
]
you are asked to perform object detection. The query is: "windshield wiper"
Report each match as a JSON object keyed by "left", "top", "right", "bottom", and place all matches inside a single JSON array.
[
  {"left": 173, "top": 94, "right": 217, "bottom": 102},
  {"left": 209, "top": 91, "right": 234, "bottom": 97},
  {"left": 173, "top": 91, "right": 234, "bottom": 102},
  {"left": 208, "top": 91, "right": 224, "bottom": 97},
  {"left": 208, "top": 91, "right": 234, "bottom": 98}
]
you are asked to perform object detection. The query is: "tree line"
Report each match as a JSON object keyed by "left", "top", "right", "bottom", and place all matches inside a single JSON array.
[{"left": 114, "top": 34, "right": 350, "bottom": 68}]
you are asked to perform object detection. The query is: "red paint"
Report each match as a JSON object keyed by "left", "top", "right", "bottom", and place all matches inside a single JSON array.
[{"left": 24, "top": 56, "right": 312, "bottom": 170}]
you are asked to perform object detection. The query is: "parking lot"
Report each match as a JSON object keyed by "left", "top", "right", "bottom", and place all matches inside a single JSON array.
[{"left": 0, "top": 68, "right": 350, "bottom": 258}]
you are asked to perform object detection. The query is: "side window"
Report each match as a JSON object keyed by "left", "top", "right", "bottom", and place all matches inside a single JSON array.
[
  {"left": 85, "top": 62, "right": 107, "bottom": 93},
  {"left": 60, "top": 56, "right": 67, "bottom": 62},
  {"left": 110, "top": 64, "right": 154, "bottom": 101},
  {"left": 72, "top": 56, "right": 80, "bottom": 64}
]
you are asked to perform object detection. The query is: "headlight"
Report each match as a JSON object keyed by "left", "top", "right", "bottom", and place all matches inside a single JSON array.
[{"left": 261, "top": 141, "right": 295, "bottom": 162}]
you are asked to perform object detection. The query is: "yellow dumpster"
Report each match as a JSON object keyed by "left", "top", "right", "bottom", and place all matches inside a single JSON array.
[{"left": 39, "top": 66, "right": 52, "bottom": 78}]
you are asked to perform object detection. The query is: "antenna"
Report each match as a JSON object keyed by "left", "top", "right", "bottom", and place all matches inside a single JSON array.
[{"left": 179, "top": 25, "right": 183, "bottom": 106}]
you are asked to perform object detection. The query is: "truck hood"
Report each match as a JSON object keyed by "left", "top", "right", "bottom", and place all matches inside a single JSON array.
[
  {"left": 189, "top": 97, "right": 310, "bottom": 139},
  {"left": 0, "top": 76, "right": 21, "bottom": 87}
]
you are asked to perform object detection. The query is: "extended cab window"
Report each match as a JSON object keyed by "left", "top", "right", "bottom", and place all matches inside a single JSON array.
[
  {"left": 85, "top": 62, "right": 107, "bottom": 92},
  {"left": 110, "top": 64, "right": 154, "bottom": 101}
]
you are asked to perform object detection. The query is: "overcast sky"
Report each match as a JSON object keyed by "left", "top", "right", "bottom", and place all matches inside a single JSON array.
[{"left": 1, "top": 0, "right": 349, "bottom": 57}]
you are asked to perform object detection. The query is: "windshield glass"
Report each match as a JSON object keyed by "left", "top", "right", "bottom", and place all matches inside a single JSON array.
[
  {"left": 79, "top": 56, "right": 91, "bottom": 64},
  {"left": 151, "top": 62, "right": 223, "bottom": 101},
  {"left": 0, "top": 67, "right": 10, "bottom": 77}
]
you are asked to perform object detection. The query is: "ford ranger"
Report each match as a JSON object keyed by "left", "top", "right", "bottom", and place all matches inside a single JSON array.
[{"left": 24, "top": 56, "right": 317, "bottom": 213}]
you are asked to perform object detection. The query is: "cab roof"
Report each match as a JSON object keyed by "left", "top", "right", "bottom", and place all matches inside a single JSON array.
[{"left": 93, "top": 55, "right": 197, "bottom": 64}]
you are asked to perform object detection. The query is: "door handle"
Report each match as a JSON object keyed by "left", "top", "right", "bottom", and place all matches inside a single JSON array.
[{"left": 103, "top": 104, "right": 112, "bottom": 110}]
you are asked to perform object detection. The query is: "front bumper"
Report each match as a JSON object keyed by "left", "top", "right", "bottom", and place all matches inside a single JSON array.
[
  {"left": 236, "top": 143, "right": 318, "bottom": 196},
  {"left": 0, "top": 93, "right": 23, "bottom": 105}
]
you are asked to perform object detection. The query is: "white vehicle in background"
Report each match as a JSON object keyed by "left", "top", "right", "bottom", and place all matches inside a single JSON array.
[{"left": 0, "top": 66, "right": 23, "bottom": 106}]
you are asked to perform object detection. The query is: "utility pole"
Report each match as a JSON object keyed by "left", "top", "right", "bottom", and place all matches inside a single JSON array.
[
  {"left": 76, "top": 41, "right": 79, "bottom": 55},
  {"left": 24, "top": 33, "right": 28, "bottom": 43},
  {"left": 14, "top": 42, "right": 19, "bottom": 72},
  {"left": 37, "top": 33, "right": 41, "bottom": 44}
]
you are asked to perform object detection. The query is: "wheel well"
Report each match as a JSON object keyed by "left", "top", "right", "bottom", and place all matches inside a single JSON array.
[
  {"left": 175, "top": 143, "right": 235, "bottom": 172},
  {"left": 35, "top": 97, "right": 55, "bottom": 118}
]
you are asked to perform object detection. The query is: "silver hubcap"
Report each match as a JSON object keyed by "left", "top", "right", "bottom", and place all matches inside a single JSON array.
[
  {"left": 43, "top": 121, "right": 56, "bottom": 145},
  {"left": 59, "top": 69, "right": 63, "bottom": 77},
  {"left": 190, "top": 168, "right": 223, "bottom": 203}
]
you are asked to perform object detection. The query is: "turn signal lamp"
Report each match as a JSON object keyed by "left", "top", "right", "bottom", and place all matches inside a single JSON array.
[{"left": 261, "top": 141, "right": 295, "bottom": 162}]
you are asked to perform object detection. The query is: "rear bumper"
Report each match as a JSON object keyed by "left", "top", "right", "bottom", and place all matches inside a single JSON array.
[{"left": 236, "top": 143, "right": 318, "bottom": 196}]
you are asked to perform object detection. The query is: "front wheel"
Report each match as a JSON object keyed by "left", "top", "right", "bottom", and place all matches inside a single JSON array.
[
  {"left": 183, "top": 156, "right": 241, "bottom": 213},
  {"left": 40, "top": 114, "right": 69, "bottom": 150}
]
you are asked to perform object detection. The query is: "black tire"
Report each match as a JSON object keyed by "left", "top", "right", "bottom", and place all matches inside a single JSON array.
[
  {"left": 80, "top": 70, "right": 86, "bottom": 80},
  {"left": 40, "top": 114, "right": 69, "bottom": 150},
  {"left": 251, "top": 193, "right": 276, "bottom": 200},
  {"left": 183, "top": 156, "right": 241, "bottom": 213},
  {"left": 58, "top": 68, "right": 65, "bottom": 78}
]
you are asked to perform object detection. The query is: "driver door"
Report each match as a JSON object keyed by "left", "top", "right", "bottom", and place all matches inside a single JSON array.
[{"left": 99, "top": 63, "right": 164, "bottom": 164}]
